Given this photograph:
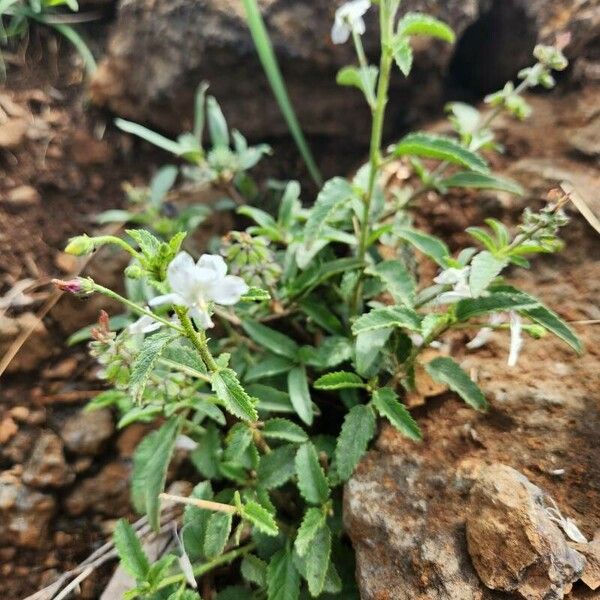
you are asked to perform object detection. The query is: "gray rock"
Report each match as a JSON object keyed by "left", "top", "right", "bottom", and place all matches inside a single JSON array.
[
  {"left": 60, "top": 408, "right": 114, "bottom": 455},
  {"left": 0, "top": 471, "right": 56, "bottom": 548},
  {"left": 22, "top": 431, "right": 75, "bottom": 489},
  {"left": 467, "top": 464, "right": 585, "bottom": 600}
]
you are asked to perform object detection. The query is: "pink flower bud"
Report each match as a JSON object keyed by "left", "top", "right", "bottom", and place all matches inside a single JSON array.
[{"left": 52, "top": 278, "right": 93, "bottom": 296}]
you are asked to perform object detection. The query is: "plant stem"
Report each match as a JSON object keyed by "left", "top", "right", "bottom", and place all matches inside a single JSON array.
[
  {"left": 175, "top": 306, "right": 219, "bottom": 372},
  {"left": 159, "top": 492, "right": 237, "bottom": 514},
  {"left": 155, "top": 543, "right": 256, "bottom": 591},
  {"left": 352, "top": 0, "right": 396, "bottom": 313},
  {"left": 91, "top": 283, "right": 184, "bottom": 333},
  {"left": 92, "top": 235, "right": 141, "bottom": 260}
]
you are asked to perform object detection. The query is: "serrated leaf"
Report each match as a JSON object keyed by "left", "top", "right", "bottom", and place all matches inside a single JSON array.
[
  {"left": 304, "top": 177, "right": 354, "bottom": 245},
  {"left": 131, "top": 417, "right": 179, "bottom": 530},
  {"left": 257, "top": 444, "right": 297, "bottom": 489},
  {"left": 336, "top": 65, "right": 379, "bottom": 105},
  {"left": 295, "top": 442, "right": 330, "bottom": 505},
  {"left": 203, "top": 511, "right": 233, "bottom": 559},
  {"left": 267, "top": 548, "right": 300, "bottom": 600},
  {"left": 335, "top": 404, "right": 376, "bottom": 481},
  {"left": 305, "top": 524, "right": 332, "bottom": 597},
  {"left": 372, "top": 388, "right": 422, "bottom": 441},
  {"left": 241, "top": 287, "right": 271, "bottom": 302},
  {"left": 262, "top": 418, "right": 308, "bottom": 443},
  {"left": 469, "top": 251, "right": 508, "bottom": 297},
  {"left": 212, "top": 368, "right": 258, "bottom": 422},
  {"left": 113, "top": 519, "right": 150, "bottom": 581},
  {"left": 397, "top": 12, "right": 456, "bottom": 42},
  {"left": 225, "top": 423, "right": 253, "bottom": 462},
  {"left": 129, "top": 333, "right": 177, "bottom": 403},
  {"left": 392, "top": 132, "right": 488, "bottom": 173},
  {"left": 313, "top": 371, "right": 366, "bottom": 391},
  {"left": 352, "top": 306, "right": 421, "bottom": 335},
  {"left": 126, "top": 228, "right": 162, "bottom": 257},
  {"left": 392, "top": 36, "right": 413, "bottom": 76},
  {"left": 295, "top": 507, "right": 326, "bottom": 557},
  {"left": 241, "top": 554, "right": 268, "bottom": 587},
  {"left": 396, "top": 227, "right": 450, "bottom": 267},
  {"left": 182, "top": 481, "right": 214, "bottom": 559},
  {"left": 368, "top": 260, "right": 416, "bottom": 306},
  {"left": 441, "top": 171, "right": 524, "bottom": 195},
  {"left": 355, "top": 328, "right": 392, "bottom": 377},
  {"left": 242, "top": 501, "right": 278, "bottom": 536},
  {"left": 287, "top": 366, "right": 313, "bottom": 426},
  {"left": 242, "top": 320, "right": 299, "bottom": 360},
  {"left": 425, "top": 357, "right": 488, "bottom": 411},
  {"left": 455, "top": 292, "right": 539, "bottom": 321}
]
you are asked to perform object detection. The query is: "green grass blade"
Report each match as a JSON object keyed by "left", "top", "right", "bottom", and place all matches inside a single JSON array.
[
  {"left": 241, "top": 0, "right": 322, "bottom": 187},
  {"left": 49, "top": 22, "right": 96, "bottom": 76}
]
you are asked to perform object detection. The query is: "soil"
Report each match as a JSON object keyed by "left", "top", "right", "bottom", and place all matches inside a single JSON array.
[{"left": 0, "top": 23, "right": 598, "bottom": 600}]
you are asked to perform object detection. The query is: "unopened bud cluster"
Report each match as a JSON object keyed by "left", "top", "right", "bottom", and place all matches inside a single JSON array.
[{"left": 220, "top": 231, "right": 281, "bottom": 289}]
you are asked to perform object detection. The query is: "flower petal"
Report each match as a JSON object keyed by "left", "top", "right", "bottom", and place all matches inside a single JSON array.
[
  {"left": 331, "top": 21, "right": 350, "bottom": 44},
  {"left": 167, "top": 252, "right": 198, "bottom": 295},
  {"left": 197, "top": 254, "right": 228, "bottom": 279},
  {"left": 149, "top": 292, "right": 184, "bottom": 307},
  {"left": 129, "top": 314, "right": 161, "bottom": 335},
  {"left": 507, "top": 311, "right": 523, "bottom": 367},
  {"left": 190, "top": 306, "right": 214, "bottom": 330},
  {"left": 206, "top": 275, "right": 249, "bottom": 306}
]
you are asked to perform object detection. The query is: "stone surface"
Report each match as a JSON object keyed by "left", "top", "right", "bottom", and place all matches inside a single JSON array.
[
  {"left": 64, "top": 460, "right": 131, "bottom": 517},
  {"left": 573, "top": 534, "right": 600, "bottom": 591},
  {"left": 60, "top": 408, "right": 114, "bottom": 455},
  {"left": 467, "top": 464, "right": 585, "bottom": 599},
  {"left": 4, "top": 185, "right": 41, "bottom": 207},
  {"left": 22, "top": 431, "right": 75, "bottom": 489},
  {"left": 0, "top": 118, "right": 28, "bottom": 149},
  {"left": 0, "top": 471, "right": 56, "bottom": 548}
]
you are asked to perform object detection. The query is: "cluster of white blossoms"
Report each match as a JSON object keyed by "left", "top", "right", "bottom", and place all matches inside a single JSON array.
[
  {"left": 331, "top": 0, "right": 371, "bottom": 45},
  {"left": 130, "top": 252, "right": 248, "bottom": 333}
]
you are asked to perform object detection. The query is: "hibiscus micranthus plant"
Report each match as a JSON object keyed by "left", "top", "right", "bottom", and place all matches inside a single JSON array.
[{"left": 54, "top": 2, "right": 581, "bottom": 598}]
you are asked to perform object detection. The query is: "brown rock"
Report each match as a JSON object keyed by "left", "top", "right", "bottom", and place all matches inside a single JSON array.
[
  {"left": 0, "top": 472, "right": 56, "bottom": 548},
  {"left": 9, "top": 406, "right": 30, "bottom": 422},
  {"left": 116, "top": 422, "right": 152, "bottom": 458},
  {"left": 65, "top": 460, "right": 131, "bottom": 516},
  {"left": 22, "top": 431, "right": 75, "bottom": 488},
  {"left": 4, "top": 185, "right": 41, "bottom": 207},
  {"left": 467, "top": 464, "right": 585, "bottom": 600},
  {"left": 1, "top": 430, "right": 35, "bottom": 464},
  {"left": 572, "top": 537, "right": 600, "bottom": 591},
  {"left": 568, "top": 116, "right": 600, "bottom": 159},
  {"left": 0, "top": 417, "right": 18, "bottom": 444},
  {"left": 60, "top": 408, "right": 114, "bottom": 455},
  {"left": 42, "top": 356, "right": 78, "bottom": 379},
  {"left": 0, "top": 118, "right": 28, "bottom": 149}
]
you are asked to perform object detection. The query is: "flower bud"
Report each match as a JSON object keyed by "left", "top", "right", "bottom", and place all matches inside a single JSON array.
[
  {"left": 124, "top": 264, "right": 144, "bottom": 279},
  {"left": 52, "top": 277, "right": 94, "bottom": 296},
  {"left": 65, "top": 234, "right": 95, "bottom": 256}
]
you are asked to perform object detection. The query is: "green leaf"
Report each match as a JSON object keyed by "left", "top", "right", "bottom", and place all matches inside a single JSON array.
[
  {"left": 441, "top": 171, "right": 524, "bottom": 195},
  {"left": 242, "top": 320, "right": 299, "bottom": 360},
  {"left": 392, "top": 132, "right": 489, "bottom": 173},
  {"left": 237, "top": 205, "right": 278, "bottom": 229},
  {"left": 113, "top": 519, "right": 150, "bottom": 581},
  {"left": 301, "top": 336, "right": 353, "bottom": 370},
  {"left": 425, "top": 357, "right": 488, "bottom": 411},
  {"left": 391, "top": 36, "right": 413, "bottom": 76},
  {"left": 355, "top": 328, "right": 392, "bottom": 377},
  {"left": 287, "top": 366, "right": 313, "bottom": 426},
  {"left": 267, "top": 548, "right": 300, "bottom": 600},
  {"left": 131, "top": 418, "right": 179, "bottom": 530},
  {"left": 206, "top": 95, "right": 229, "bottom": 148},
  {"left": 336, "top": 65, "right": 379, "bottom": 106},
  {"left": 240, "top": 287, "right": 271, "bottom": 302},
  {"left": 129, "top": 333, "right": 177, "bottom": 403},
  {"left": 211, "top": 368, "right": 258, "bottom": 422},
  {"left": 224, "top": 423, "right": 253, "bottom": 462},
  {"left": 295, "top": 507, "right": 326, "bottom": 557},
  {"left": 368, "top": 260, "right": 416, "bottom": 306},
  {"left": 335, "top": 404, "right": 376, "bottom": 481},
  {"left": 241, "top": 554, "right": 268, "bottom": 587},
  {"left": 150, "top": 165, "right": 178, "bottom": 206},
  {"left": 305, "top": 524, "right": 332, "bottom": 597},
  {"left": 304, "top": 177, "right": 354, "bottom": 245},
  {"left": 455, "top": 292, "right": 539, "bottom": 321},
  {"left": 182, "top": 481, "right": 214, "bottom": 559},
  {"left": 262, "top": 418, "right": 308, "bottom": 443},
  {"left": 396, "top": 227, "right": 450, "bottom": 267},
  {"left": 295, "top": 442, "right": 330, "bottom": 505},
  {"left": 352, "top": 306, "right": 421, "bottom": 335},
  {"left": 248, "top": 384, "right": 295, "bottom": 414},
  {"left": 257, "top": 444, "right": 297, "bottom": 489},
  {"left": 115, "top": 118, "right": 181, "bottom": 155},
  {"left": 242, "top": 501, "right": 279, "bottom": 536},
  {"left": 299, "top": 299, "right": 343, "bottom": 335},
  {"left": 203, "top": 511, "right": 233, "bottom": 558},
  {"left": 246, "top": 355, "right": 294, "bottom": 382},
  {"left": 372, "top": 388, "right": 422, "bottom": 441},
  {"left": 469, "top": 251, "right": 508, "bottom": 297},
  {"left": 397, "top": 12, "right": 456, "bottom": 42},
  {"left": 313, "top": 371, "right": 366, "bottom": 391},
  {"left": 190, "top": 424, "right": 221, "bottom": 479}
]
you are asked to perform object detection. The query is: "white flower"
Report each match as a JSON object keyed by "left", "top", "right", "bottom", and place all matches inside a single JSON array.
[
  {"left": 150, "top": 252, "right": 248, "bottom": 329},
  {"left": 434, "top": 267, "right": 473, "bottom": 304},
  {"left": 331, "top": 0, "right": 371, "bottom": 45},
  {"left": 507, "top": 311, "right": 523, "bottom": 367},
  {"left": 466, "top": 314, "right": 505, "bottom": 350},
  {"left": 128, "top": 312, "right": 162, "bottom": 335}
]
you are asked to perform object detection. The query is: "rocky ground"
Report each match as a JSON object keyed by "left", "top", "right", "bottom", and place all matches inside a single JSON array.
[{"left": 0, "top": 2, "right": 599, "bottom": 599}]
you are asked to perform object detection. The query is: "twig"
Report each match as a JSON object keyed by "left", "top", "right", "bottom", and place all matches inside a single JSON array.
[
  {"left": 53, "top": 566, "right": 94, "bottom": 600},
  {"left": 160, "top": 492, "right": 237, "bottom": 514}
]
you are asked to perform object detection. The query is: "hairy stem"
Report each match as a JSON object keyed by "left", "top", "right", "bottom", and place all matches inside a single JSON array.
[
  {"left": 175, "top": 307, "right": 219, "bottom": 372},
  {"left": 159, "top": 492, "right": 237, "bottom": 514}
]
